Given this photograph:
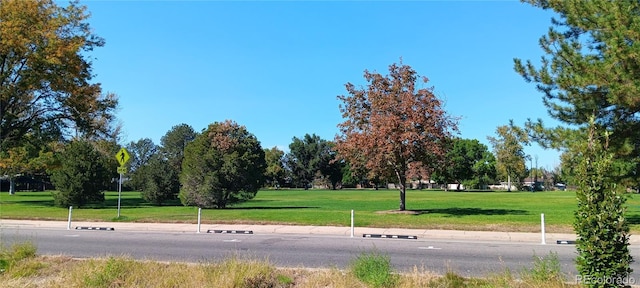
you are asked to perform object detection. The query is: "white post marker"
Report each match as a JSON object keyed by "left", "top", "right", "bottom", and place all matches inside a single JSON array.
[
  {"left": 197, "top": 208, "right": 202, "bottom": 233},
  {"left": 541, "top": 213, "right": 546, "bottom": 245},
  {"left": 67, "top": 206, "right": 73, "bottom": 230},
  {"left": 350, "top": 209, "right": 355, "bottom": 238}
]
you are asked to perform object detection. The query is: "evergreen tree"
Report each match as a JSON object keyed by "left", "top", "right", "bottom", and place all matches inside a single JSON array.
[
  {"left": 179, "top": 120, "right": 265, "bottom": 209},
  {"left": 515, "top": 0, "right": 640, "bottom": 187},
  {"left": 50, "top": 140, "right": 110, "bottom": 207},
  {"left": 515, "top": 1, "right": 638, "bottom": 284},
  {"left": 141, "top": 155, "right": 179, "bottom": 206}
]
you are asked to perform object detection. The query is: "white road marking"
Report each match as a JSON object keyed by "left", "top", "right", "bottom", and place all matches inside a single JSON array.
[{"left": 419, "top": 246, "right": 441, "bottom": 250}]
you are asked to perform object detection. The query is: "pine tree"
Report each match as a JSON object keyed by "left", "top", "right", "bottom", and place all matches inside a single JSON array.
[
  {"left": 515, "top": 1, "right": 638, "bottom": 285},
  {"left": 50, "top": 141, "right": 110, "bottom": 207}
]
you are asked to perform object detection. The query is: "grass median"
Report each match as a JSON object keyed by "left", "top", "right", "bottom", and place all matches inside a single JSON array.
[{"left": 2, "top": 188, "right": 640, "bottom": 233}]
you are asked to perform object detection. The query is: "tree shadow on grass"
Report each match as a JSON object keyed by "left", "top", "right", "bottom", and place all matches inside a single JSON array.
[
  {"left": 626, "top": 214, "right": 640, "bottom": 225},
  {"left": 7, "top": 199, "right": 55, "bottom": 206},
  {"left": 225, "top": 206, "right": 319, "bottom": 210},
  {"left": 408, "top": 208, "right": 529, "bottom": 217}
]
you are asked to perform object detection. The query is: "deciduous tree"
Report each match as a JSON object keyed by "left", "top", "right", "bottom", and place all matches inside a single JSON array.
[
  {"left": 125, "top": 138, "right": 159, "bottom": 191},
  {"left": 433, "top": 138, "right": 496, "bottom": 190},
  {"left": 284, "top": 134, "right": 335, "bottom": 189},
  {"left": 335, "top": 62, "right": 457, "bottom": 210},
  {"left": 487, "top": 122, "right": 529, "bottom": 191},
  {"left": 179, "top": 120, "right": 265, "bottom": 209},
  {"left": 0, "top": 0, "right": 117, "bottom": 152},
  {"left": 264, "top": 146, "right": 286, "bottom": 188}
]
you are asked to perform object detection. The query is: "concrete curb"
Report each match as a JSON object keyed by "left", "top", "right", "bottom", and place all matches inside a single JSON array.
[{"left": 4, "top": 219, "right": 638, "bottom": 244}]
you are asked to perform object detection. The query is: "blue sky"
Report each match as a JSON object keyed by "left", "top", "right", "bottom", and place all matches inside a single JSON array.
[{"left": 83, "top": 0, "right": 563, "bottom": 170}]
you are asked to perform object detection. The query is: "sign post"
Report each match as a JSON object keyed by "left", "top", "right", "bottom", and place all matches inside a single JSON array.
[{"left": 115, "top": 148, "right": 130, "bottom": 218}]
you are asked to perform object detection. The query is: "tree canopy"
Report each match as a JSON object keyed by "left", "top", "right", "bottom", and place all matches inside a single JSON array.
[
  {"left": 0, "top": 0, "right": 118, "bottom": 151},
  {"left": 514, "top": 0, "right": 640, "bottom": 186},
  {"left": 433, "top": 138, "right": 496, "bottom": 190},
  {"left": 264, "top": 146, "right": 286, "bottom": 188},
  {"left": 160, "top": 123, "right": 197, "bottom": 171},
  {"left": 487, "top": 121, "right": 529, "bottom": 191},
  {"left": 284, "top": 134, "right": 337, "bottom": 189},
  {"left": 179, "top": 120, "right": 265, "bottom": 209},
  {"left": 335, "top": 62, "right": 457, "bottom": 210}
]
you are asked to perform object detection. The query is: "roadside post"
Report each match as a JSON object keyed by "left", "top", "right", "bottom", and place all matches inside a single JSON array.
[
  {"left": 351, "top": 209, "right": 355, "bottom": 238},
  {"left": 197, "top": 208, "right": 202, "bottom": 233},
  {"left": 541, "top": 213, "right": 546, "bottom": 245},
  {"left": 67, "top": 206, "right": 73, "bottom": 230},
  {"left": 115, "top": 148, "right": 130, "bottom": 218}
]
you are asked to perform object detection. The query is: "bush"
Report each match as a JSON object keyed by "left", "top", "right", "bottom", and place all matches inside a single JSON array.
[{"left": 574, "top": 125, "right": 632, "bottom": 287}]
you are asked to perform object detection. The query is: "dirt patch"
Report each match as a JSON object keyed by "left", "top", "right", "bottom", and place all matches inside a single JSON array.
[{"left": 375, "top": 210, "right": 424, "bottom": 215}]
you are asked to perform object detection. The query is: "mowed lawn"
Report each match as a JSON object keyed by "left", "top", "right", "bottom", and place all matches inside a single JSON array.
[{"left": 3, "top": 189, "right": 640, "bottom": 233}]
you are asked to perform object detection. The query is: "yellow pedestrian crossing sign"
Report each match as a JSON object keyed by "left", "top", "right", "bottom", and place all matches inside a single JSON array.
[{"left": 116, "top": 148, "right": 130, "bottom": 166}]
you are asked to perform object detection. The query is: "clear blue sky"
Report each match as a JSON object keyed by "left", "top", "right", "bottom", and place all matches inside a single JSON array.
[{"left": 83, "top": 0, "right": 563, "bottom": 170}]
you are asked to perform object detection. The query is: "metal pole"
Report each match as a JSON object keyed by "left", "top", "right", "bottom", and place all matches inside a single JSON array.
[
  {"left": 197, "top": 208, "right": 202, "bottom": 233},
  {"left": 117, "top": 172, "right": 122, "bottom": 218},
  {"left": 67, "top": 206, "right": 73, "bottom": 230},
  {"left": 541, "top": 213, "right": 546, "bottom": 244},
  {"left": 350, "top": 209, "right": 354, "bottom": 238}
]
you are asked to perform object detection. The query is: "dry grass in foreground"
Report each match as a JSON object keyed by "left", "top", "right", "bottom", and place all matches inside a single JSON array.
[{"left": 1, "top": 243, "right": 581, "bottom": 288}]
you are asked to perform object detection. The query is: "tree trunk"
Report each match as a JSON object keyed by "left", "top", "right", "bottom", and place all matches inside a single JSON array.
[
  {"left": 399, "top": 185, "right": 406, "bottom": 211},
  {"left": 395, "top": 170, "right": 406, "bottom": 211},
  {"left": 9, "top": 176, "right": 16, "bottom": 195},
  {"left": 507, "top": 174, "right": 511, "bottom": 192}
]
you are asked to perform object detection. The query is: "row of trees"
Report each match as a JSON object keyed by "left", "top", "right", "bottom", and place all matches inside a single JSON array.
[{"left": 2, "top": 0, "right": 635, "bottom": 283}]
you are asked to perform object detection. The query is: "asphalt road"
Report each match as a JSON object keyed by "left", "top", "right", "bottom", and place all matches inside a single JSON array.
[{"left": 5, "top": 226, "right": 634, "bottom": 281}]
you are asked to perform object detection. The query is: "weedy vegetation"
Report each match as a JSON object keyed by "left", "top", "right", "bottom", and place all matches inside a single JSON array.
[{"left": 0, "top": 243, "right": 580, "bottom": 288}]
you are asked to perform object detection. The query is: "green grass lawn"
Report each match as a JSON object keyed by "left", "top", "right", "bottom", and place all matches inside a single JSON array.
[{"left": 2, "top": 189, "right": 640, "bottom": 233}]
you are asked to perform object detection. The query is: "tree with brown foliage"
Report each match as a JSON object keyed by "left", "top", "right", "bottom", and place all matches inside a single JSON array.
[{"left": 335, "top": 62, "right": 457, "bottom": 211}]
